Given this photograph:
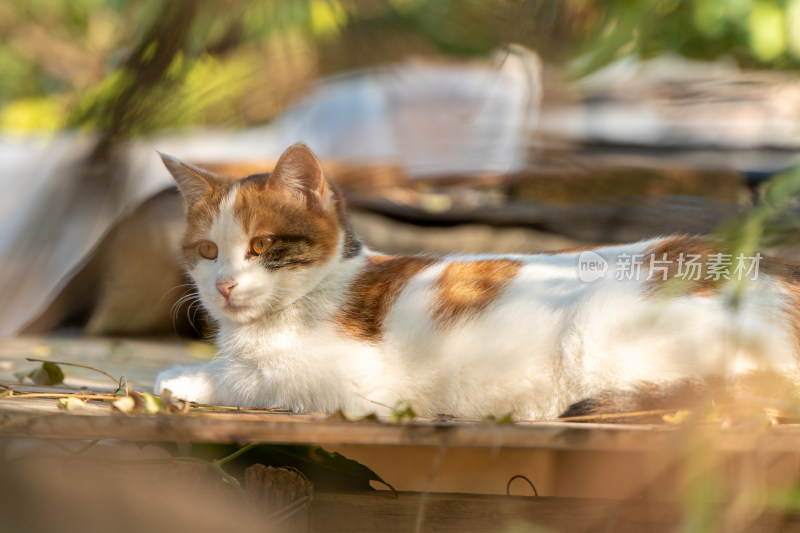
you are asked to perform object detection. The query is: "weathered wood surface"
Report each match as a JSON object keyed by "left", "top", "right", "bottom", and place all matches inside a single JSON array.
[
  {"left": 1, "top": 338, "right": 800, "bottom": 453},
  {"left": 309, "top": 490, "right": 800, "bottom": 533},
  {"left": 1, "top": 396, "right": 800, "bottom": 453},
  {"left": 312, "top": 492, "right": 784, "bottom": 533},
  {"left": 0, "top": 335, "right": 211, "bottom": 390},
  {"left": 311, "top": 491, "right": 679, "bottom": 533}
]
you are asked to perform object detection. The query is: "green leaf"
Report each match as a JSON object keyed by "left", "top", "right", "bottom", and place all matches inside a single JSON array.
[
  {"left": 29, "top": 362, "right": 65, "bottom": 385},
  {"left": 482, "top": 413, "right": 514, "bottom": 424},
  {"left": 187, "top": 443, "right": 396, "bottom": 493},
  {"left": 390, "top": 401, "right": 417, "bottom": 424},
  {"left": 257, "top": 445, "right": 397, "bottom": 494},
  {"left": 139, "top": 392, "right": 165, "bottom": 415},
  {"left": 764, "top": 166, "right": 800, "bottom": 208}
]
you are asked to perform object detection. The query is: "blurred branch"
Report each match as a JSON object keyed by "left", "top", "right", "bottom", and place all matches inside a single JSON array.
[{"left": 69, "top": 0, "right": 203, "bottom": 142}]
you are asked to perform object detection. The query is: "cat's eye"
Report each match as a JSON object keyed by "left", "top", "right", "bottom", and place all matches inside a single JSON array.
[
  {"left": 249, "top": 236, "right": 275, "bottom": 256},
  {"left": 198, "top": 240, "right": 218, "bottom": 260}
]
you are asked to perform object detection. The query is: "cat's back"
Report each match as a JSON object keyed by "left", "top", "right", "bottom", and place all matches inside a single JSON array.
[
  {"left": 329, "top": 236, "right": 800, "bottom": 413},
  {"left": 333, "top": 238, "right": 655, "bottom": 342}
]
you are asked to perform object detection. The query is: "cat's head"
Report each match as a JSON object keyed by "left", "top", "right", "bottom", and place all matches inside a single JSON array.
[{"left": 159, "top": 143, "right": 361, "bottom": 325}]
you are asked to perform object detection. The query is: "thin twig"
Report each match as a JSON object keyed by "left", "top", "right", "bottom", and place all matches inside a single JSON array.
[
  {"left": 69, "top": 439, "right": 100, "bottom": 456},
  {"left": 26, "top": 357, "right": 120, "bottom": 387},
  {"left": 506, "top": 474, "right": 538, "bottom": 497},
  {"left": 214, "top": 443, "right": 258, "bottom": 466},
  {"left": 0, "top": 392, "right": 116, "bottom": 401},
  {"left": 191, "top": 404, "right": 290, "bottom": 413},
  {"left": 555, "top": 408, "right": 686, "bottom": 422},
  {"left": 355, "top": 393, "right": 393, "bottom": 411}
]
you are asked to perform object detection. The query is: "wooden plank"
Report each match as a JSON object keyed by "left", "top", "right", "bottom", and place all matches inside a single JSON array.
[
  {"left": 2, "top": 397, "right": 800, "bottom": 453},
  {"left": 308, "top": 491, "right": 798, "bottom": 533},
  {"left": 0, "top": 398, "right": 668, "bottom": 449}
]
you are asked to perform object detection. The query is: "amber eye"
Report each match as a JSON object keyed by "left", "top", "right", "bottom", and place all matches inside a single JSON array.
[
  {"left": 249, "top": 236, "right": 274, "bottom": 256},
  {"left": 198, "top": 240, "right": 218, "bottom": 260}
]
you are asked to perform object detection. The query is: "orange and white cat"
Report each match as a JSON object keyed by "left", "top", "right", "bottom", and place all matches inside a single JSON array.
[{"left": 154, "top": 143, "right": 800, "bottom": 419}]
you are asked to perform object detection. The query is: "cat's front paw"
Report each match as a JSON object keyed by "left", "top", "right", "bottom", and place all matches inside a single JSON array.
[{"left": 154, "top": 365, "right": 216, "bottom": 404}]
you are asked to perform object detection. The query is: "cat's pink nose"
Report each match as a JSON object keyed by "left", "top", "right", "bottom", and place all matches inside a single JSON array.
[{"left": 216, "top": 280, "right": 238, "bottom": 300}]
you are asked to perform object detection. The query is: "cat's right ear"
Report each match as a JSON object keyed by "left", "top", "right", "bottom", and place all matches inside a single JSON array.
[{"left": 158, "top": 152, "right": 217, "bottom": 205}]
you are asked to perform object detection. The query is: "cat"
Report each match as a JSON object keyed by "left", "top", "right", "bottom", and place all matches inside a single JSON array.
[{"left": 154, "top": 143, "right": 800, "bottom": 420}]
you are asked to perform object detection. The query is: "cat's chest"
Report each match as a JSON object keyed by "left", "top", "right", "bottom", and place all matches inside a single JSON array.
[{"left": 219, "top": 318, "right": 383, "bottom": 375}]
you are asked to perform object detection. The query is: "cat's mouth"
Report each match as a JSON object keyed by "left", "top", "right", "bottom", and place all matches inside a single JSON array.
[
  {"left": 222, "top": 301, "right": 251, "bottom": 313},
  {"left": 218, "top": 302, "right": 262, "bottom": 323}
]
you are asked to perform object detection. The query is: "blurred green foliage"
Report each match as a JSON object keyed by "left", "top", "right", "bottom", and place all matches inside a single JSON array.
[
  {"left": 1, "top": 0, "right": 800, "bottom": 134},
  {"left": 575, "top": 0, "right": 800, "bottom": 74}
]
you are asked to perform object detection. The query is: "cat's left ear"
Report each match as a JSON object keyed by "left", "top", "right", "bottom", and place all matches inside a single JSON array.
[
  {"left": 158, "top": 152, "right": 219, "bottom": 206},
  {"left": 268, "top": 143, "right": 332, "bottom": 211}
]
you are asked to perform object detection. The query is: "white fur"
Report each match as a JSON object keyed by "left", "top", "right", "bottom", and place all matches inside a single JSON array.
[{"left": 155, "top": 192, "right": 800, "bottom": 419}]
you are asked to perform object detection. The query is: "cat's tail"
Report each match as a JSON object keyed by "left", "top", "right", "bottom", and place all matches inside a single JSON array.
[{"left": 559, "top": 372, "right": 800, "bottom": 423}]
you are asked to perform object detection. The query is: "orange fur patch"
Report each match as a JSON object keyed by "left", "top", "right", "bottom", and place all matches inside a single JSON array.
[
  {"left": 181, "top": 169, "right": 344, "bottom": 270},
  {"left": 432, "top": 259, "right": 522, "bottom": 327},
  {"left": 643, "top": 235, "right": 721, "bottom": 296},
  {"left": 176, "top": 145, "right": 361, "bottom": 269},
  {"left": 336, "top": 255, "right": 437, "bottom": 341},
  {"left": 233, "top": 175, "right": 341, "bottom": 268},
  {"left": 645, "top": 236, "right": 800, "bottom": 352},
  {"left": 545, "top": 244, "right": 605, "bottom": 255},
  {"left": 182, "top": 181, "right": 234, "bottom": 268},
  {"left": 759, "top": 256, "right": 800, "bottom": 352}
]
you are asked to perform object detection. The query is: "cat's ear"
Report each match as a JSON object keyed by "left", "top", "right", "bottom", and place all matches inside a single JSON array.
[
  {"left": 158, "top": 152, "right": 218, "bottom": 205},
  {"left": 268, "top": 143, "right": 331, "bottom": 210}
]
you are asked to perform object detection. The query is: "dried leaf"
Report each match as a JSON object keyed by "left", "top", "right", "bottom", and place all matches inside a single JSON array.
[
  {"left": 112, "top": 396, "right": 136, "bottom": 414},
  {"left": 115, "top": 376, "right": 129, "bottom": 396},
  {"left": 112, "top": 391, "right": 168, "bottom": 415},
  {"left": 663, "top": 409, "right": 691, "bottom": 425},
  {"left": 58, "top": 397, "right": 86, "bottom": 410},
  {"left": 160, "top": 388, "right": 174, "bottom": 404},
  {"left": 158, "top": 389, "right": 190, "bottom": 414}
]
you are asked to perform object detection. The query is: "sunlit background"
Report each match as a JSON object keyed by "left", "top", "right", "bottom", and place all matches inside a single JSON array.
[
  {"left": 2, "top": 0, "right": 800, "bottom": 338},
  {"left": 3, "top": 2, "right": 800, "bottom": 530},
  {"left": 4, "top": 0, "right": 800, "bottom": 133}
]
